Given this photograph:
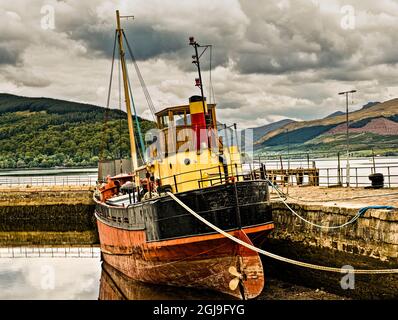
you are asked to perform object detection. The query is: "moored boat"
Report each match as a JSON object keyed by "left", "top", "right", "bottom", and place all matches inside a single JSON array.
[{"left": 94, "top": 10, "right": 274, "bottom": 300}]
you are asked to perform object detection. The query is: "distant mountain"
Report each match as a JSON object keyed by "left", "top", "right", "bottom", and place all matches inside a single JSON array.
[
  {"left": 255, "top": 98, "right": 398, "bottom": 152},
  {"left": 323, "top": 102, "right": 380, "bottom": 119},
  {"left": 324, "top": 111, "right": 345, "bottom": 119},
  {"left": 244, "top": 119, "right": 296, "bottom": 143},
  {"left": 0, "top": 93, "right": 156, "bottom": 168},
  {"left": 325, "top": 117, "right": 398, "bottom": 136},
  {"left": 361, "top": 101, "right": 380, "bottom": 110}
]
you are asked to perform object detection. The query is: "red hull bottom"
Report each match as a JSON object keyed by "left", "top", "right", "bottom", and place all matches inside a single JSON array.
[{"left": 98, "top": 220, "right": 273, "bottom": 299}]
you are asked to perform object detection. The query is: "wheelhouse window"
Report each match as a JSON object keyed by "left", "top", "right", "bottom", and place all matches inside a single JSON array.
[
  {"left": 173, "top": 113, "right": 185, "bottom": 126},
  {"left": 160, "top": 115, "right": 169, "bottom": 128}
]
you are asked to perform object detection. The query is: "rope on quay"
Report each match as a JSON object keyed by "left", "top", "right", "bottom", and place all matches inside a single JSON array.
[
  {"left": 167, "top": 192, "right": 398, "bottom": 275},
  {"left": 267, "top": 179, "right": 396, "bottom": 230}
]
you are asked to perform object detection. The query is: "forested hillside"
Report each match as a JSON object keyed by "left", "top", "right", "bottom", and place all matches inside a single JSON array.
[{"left": 0, "top": 94, "right": 156, "bottom": 168}]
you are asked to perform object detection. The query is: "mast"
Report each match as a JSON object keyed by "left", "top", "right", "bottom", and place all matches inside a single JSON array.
[
  {"left": 190, "top": 37, "right": 212, "bottom": 127},
  {"left": 116, "top": 10, "right": 138, "bottom": 170},
  {"left": 189, "top": 37, "right": 213, "bottom": 148},
  {"left": 190, "top": 39, "right": 207, "bottom": 118}
]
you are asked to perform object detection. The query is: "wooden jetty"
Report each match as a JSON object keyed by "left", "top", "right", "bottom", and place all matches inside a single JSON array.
[{"left": 251, "top": 166, "right": 320, "bottom": 186}]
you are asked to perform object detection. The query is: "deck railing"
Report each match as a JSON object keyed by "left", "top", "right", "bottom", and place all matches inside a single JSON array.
[{"left": 0, "top": 154, "right": 397, "bottom": 188}]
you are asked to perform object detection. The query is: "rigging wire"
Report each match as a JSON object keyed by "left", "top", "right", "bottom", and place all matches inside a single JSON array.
[
  {"left": 125, "top": 65, "right": 145, "bottom": 163},
  {"left": 122, "top": 30, "right": 157, "bottom": 122},
  {"left": 118, "top": 51, "right": 123, "bottom": 171},
  {"left": 116, "top": 30, "right": 144, "bottom": 164},
  {"left": 101, "top": 28, "right": 145, "bottom": 167},
  {"left": 99, "top": 30, "right": 117, "bottom": 161},
  {"left": 208, "top": 45, "right": 216, "bottom": 105}
]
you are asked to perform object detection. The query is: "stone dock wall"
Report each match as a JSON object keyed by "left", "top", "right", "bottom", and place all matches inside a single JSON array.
[
  {"left": 264, "top": 201, "right": 398, "bottom": 299},
  {"left": 0, "top": 187, "right": 97, "bottom": 245},
  {"left": 269, "top": 201, "right": 398, "bottom": 262}
]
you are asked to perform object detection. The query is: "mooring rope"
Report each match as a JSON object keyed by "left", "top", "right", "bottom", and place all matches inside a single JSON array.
[
  {"left": 167, "top": 192, "right": 398, "bottom": 274},
  {"left": 267, "top": 179, "right": 396, "bottom": 229}
]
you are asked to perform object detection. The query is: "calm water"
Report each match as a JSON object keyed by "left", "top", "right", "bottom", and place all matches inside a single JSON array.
[
  {"left": 0, "top": 247, "right": 226, "bottom": 300},
  {"left": 0, "top": 254, "right": 101, "bottom": 300},
  {"left": 0, "top": 247, "right": 348, "bottom": 300}
]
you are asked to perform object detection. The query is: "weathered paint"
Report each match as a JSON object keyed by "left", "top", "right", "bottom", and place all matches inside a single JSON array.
[{"left": 98, "top": 219, "right": 271, "bottom": 299}]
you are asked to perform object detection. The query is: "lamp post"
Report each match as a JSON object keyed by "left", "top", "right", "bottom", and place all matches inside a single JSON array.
[
  {"left": 286, "top": 129, "right": 290, "bottom": 170},
  {"left": 338, "top": 89, "right": 357, "bottom": 187}
]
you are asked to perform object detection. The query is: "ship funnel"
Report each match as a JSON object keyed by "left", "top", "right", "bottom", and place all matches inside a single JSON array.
[{"left": 189, "top": 95, "right": 208, "bottom": 150}]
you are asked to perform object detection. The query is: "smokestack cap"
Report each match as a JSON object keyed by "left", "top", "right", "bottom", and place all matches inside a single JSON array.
[{"left": 189, "top": 95, "right": 206, "bottom": 103}]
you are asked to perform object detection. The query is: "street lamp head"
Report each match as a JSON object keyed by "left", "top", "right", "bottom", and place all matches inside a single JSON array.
[
  {"left": 189, "top": 36, "right": 197, "bottom": 46},
  {"left": 338, "top": 89, "right": 357, "bottom": 95}
]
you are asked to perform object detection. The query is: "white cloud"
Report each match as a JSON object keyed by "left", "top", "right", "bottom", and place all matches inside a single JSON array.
[{"left": 0, "top": 0, "right": 398, "bottom": 128}]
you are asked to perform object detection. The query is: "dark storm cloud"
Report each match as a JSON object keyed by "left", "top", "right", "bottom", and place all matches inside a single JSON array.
[
  {"left": 1, "top": 0, "right": 398, "bottom": 127},
  {"left": 2, "top": 1, "right": 398, "bottom": 75},
  {"left": 59, "top": 15, "right": 188, "bottom": 60},
  {"left": 0, "top": 45, "right": 21, "bottom": 65},
  {"left": 233, "top": 0, "right": 357, "bottom": 75},
  {"left": 60, "top": 0, "right": 398, "bottom": 81},
  {"left": 38, "top": 1, "right": 237, "bottom": 70}
]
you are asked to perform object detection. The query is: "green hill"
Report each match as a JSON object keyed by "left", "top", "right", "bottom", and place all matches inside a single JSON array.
[{"left": 0, "top": 93, "right": 156, "bottom": 168}]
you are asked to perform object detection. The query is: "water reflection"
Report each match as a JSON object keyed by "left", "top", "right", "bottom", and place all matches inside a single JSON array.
[
  {"left": 0, "top": 247, "right": 231, "bottom": 300},
  {"left": 0, "top": 253, "right": 101, "bottom": 299},
  {"left": 99, "top": 261, "right": 232, "bottom": 300}
]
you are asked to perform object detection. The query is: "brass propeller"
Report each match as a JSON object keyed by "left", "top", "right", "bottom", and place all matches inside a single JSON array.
[{"left": 228, "top": 266, "right": 243, "bottom": 291}]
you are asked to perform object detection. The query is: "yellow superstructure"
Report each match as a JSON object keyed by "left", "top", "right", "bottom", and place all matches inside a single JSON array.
[{"left": 140, "top": 97, "right": 243, "bottom": 193}]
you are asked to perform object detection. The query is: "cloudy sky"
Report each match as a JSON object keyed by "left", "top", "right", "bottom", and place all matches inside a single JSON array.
[{"left": 1, "top": 0, "right": 398, "bottom": 128}]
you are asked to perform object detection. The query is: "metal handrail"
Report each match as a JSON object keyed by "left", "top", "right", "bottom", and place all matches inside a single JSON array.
[{"left": 158, "top": 162, "right": 244, "bottom": 191}]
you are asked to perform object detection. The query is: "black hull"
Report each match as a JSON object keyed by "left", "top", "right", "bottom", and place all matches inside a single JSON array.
[{"left": 95, "top": 180, "right": 273, "bottom": 242}]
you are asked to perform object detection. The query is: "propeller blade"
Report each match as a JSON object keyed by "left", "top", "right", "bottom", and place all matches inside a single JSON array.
[
  {"left": 228, "top": 266, "right": 241, "bottom": 278},
  {"left": 229, "top": 277, "right": 240, "bottom": 291}
]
